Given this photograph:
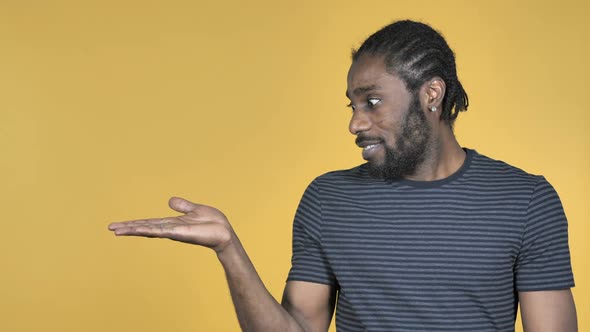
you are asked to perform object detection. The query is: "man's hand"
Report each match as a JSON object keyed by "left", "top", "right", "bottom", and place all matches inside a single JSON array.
[
  {"left": 108, "top": 197, "right": 234, "bottom": 253},
  {"left": 108, "top": 197, "right": 331, "bottom": 332}
]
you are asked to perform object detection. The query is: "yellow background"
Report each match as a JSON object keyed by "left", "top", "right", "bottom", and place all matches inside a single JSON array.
[{"left": 1, "top": 0, "right": 587, "bottom": 331}]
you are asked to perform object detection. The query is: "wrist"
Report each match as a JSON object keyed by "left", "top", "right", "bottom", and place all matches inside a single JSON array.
[{"left": 215, "top": 232, "right": 243, "bottom": 265}]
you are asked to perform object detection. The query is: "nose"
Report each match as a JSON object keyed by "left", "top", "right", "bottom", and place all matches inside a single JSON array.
[{"left": 349, "top": 110, "right": 371, "bottom": 135}]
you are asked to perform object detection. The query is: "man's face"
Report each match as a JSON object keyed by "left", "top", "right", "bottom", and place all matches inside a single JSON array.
[{"left": 346, "top": 55, "right": 431, "bottom": 180}]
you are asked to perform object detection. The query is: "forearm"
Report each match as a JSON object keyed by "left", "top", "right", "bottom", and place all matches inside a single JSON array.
[{"left": 217, "top": 235, "right": 304, "bottom": 332}]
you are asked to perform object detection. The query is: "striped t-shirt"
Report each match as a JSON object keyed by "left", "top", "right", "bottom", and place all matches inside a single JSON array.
[{"left": 287, "top": 148, "right": 574, "bottom": 332}]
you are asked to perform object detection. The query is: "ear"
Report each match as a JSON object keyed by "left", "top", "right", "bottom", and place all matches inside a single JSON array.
[{"left": 420, "top": 77, "right": 446, "bottom": 115}]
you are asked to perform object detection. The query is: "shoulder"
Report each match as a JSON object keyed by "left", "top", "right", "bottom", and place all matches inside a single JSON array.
[
  {"left": 314, "top": 164, "right": 368, "bottom": 183},
  {"left": 309, "top": 163, "right": 382, "bottom": 193},
  {"left": 467, "top": 149, "right": 546, "bottom": 188}
]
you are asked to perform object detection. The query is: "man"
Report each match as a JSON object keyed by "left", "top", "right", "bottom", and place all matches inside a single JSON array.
[{"left": 108, "top": 20, "right": 577, "bottom": 331}]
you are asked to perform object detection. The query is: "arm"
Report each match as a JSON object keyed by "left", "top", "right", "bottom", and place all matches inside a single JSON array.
[
  {"left": 108, "top": 197, "right": 335, "bottom": 332},
  {"left": 516, "top": 179, "right": 577, "bottom": 331},
  {"left": 281, "top": 281, "right": 337, "bottom": 332},
  {"left": 519, "top": 289, "right": 577, "bottom": 332},
  {"left": 217, "top": 234, "right": 336, "bottom": 331}
]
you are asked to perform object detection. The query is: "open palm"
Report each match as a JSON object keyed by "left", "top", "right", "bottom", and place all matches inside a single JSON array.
[{"left": 108, "top": 197, "right": 233, "bottom": 253}]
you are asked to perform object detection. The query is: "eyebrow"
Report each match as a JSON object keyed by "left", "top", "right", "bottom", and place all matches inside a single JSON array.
[{"left": 345, "top": 84, "right": 381, "bottom": 99}]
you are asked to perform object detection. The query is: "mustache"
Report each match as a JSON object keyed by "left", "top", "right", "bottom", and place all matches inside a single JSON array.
[{"left": 355, "top": 134, "right": 382, "bottom": 146}]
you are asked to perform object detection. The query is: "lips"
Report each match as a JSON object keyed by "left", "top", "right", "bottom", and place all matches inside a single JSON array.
[
  {"left": 355, "top": 138, "right": 382, "bottom": 148},
  {"left": 362, "top": 143, "right": 382, "bottom": 159},
  {"left": 356, "top": 139, "right": 383, "bottom": 160},
  {"left": 363, "top": 143, "right": 380, "bottom": 151}
]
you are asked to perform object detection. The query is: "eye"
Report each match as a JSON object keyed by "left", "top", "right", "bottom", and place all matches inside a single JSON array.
[
  {"left": 367, "top": 98, "right": 381, "bottom": 107},
  {"left": 346, "top": 102, "right": 356, "bottom": 111}
]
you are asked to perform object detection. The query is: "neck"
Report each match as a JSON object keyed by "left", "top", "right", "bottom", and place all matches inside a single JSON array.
[{"left": 406, "top": 125, "right": 466, "bottom": 182}]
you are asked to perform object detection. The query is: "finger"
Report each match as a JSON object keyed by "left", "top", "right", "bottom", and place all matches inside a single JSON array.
[
  {"left": 109, "top": 219, "right": 153, "bottom": 230},
  {"left": 113, "top": 225, "right": 172, "bottom": 238},
  {"left": 168, "top": 197, "right": 199, "bottom": 214},
  {"left": 108, "top": 218, "right": 175, "bottom": 230}
]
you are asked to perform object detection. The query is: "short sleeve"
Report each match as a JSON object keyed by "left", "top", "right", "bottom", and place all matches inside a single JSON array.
[
  {"left": 515, "top": 177, "right": 575, "bottom": 291},
  {"left": 286, "top": 180, "right": 337, "bottom": 286}
]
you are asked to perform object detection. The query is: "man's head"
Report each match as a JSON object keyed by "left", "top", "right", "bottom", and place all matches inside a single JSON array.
[
  {"left": 346, "top": 20, "right": 468, "bottom": 180},
  {"left": 352, "top": 20, "right": 468, "bottom": 126}
]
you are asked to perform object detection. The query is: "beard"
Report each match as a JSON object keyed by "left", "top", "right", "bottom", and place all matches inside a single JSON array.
[{"left": 367, "top": 96, "right": 431, "bottom": 181}]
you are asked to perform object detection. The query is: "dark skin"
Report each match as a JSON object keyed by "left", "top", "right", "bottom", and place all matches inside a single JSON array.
[
  {"left": 108, "top": 54, "right": 577, "bottom": 332},
  {"left": 346, "top": 54, "right": 466, "bottom": 181}
]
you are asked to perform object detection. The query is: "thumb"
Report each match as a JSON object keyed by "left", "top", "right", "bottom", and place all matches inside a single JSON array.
[{"left": 168, "top": 196, "right": 198, "bottom": 213}]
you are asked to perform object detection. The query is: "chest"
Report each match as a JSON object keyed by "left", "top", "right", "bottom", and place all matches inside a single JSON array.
[{"left": 320, "top": 194, "right": 526, "bottom": 289}]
